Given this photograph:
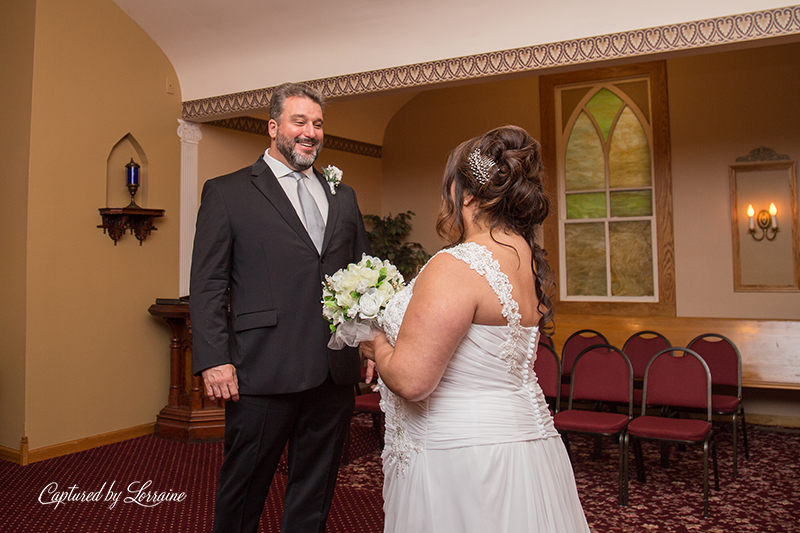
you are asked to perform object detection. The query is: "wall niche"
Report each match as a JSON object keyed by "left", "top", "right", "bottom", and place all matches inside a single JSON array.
[{"left": 107, "top": 134, "right": 148, "bottom": 207}]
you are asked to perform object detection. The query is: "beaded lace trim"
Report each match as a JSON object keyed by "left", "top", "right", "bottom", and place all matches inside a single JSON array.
[
  {"left": 377, "top": 242, "right": 537, "bottom": 476},
  {"left": 441, "top": 242, "right": 522, "bottom": 372},
  {"left": 377, "top": 383, "right": 422, "bottom": 477}
]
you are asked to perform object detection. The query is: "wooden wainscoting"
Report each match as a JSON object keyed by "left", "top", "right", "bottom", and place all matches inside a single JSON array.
[
  {"left": 0, "top": 424, "right": 154, "bottom": 466},
  {"left": 549, "top": 315, "right": 800, "bottom": 390}
]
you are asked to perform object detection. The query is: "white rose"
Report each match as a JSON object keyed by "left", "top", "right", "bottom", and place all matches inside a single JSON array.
[
  {"left": 356, "top": 268, "right": 380, "bottom": 292},
  {"left": 382, "top": 263, "right": 400, "bottom": 281},
  {"left": 358, "top": 288, "right": 382, "bottom": 319},
  {"left": 336, "top": 290, "right": 357, "bottom": 309},
  {"left": 376, "top": 282, "right": 395, "bottom": 303},
  {"left": 335, "top": 268, "right": 361, "bottom": 293}
]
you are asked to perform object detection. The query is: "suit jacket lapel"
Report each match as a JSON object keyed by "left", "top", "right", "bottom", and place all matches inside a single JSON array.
[
  {"left": 314, "top": 168, "right": 339, "bottom": 255},
  {"left": 250, "top": 157, "right": 318, "bottom": 253}
]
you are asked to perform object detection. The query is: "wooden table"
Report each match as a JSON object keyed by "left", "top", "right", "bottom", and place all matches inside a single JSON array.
[{"left": 148, "top": 301, "right": 225, "bottom": 441}]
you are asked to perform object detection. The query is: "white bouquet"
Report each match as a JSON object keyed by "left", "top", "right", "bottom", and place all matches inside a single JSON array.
[{"left": 322, "top": 254, "right": 405, "bottom": 349}]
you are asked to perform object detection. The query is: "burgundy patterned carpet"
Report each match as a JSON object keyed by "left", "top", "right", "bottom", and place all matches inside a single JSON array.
[{"left": 1, "top": 416, "right": 798, "bottom": 532}]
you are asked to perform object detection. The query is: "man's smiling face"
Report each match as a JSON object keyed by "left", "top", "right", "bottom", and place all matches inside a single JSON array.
[{"left": 268, "top": 96, "right": 324, "bottom": 171}]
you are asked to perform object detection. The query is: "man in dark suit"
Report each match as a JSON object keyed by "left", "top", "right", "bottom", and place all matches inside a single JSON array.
[{"left": 190, "top": 82, "right": 371, "bottom": 533}]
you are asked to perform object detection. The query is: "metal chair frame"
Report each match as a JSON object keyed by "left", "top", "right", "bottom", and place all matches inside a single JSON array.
[
  {"left": 623, "top": 347, "right": 720, "bottom": 518},
  {"left": 554, "top": 344, "right": 634, "bottom": 505},
  {"left": 687, "top": 333, "right": 749, "bottom": 478}
]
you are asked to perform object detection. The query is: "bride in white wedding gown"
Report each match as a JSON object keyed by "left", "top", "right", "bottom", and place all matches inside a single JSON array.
[{"left": 361, "top": 126, "right": 590, "bottom": 533}]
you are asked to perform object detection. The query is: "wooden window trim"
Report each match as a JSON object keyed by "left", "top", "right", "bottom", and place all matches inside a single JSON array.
[{"left": 539, "top": 61, "right": 676, "bottom": 317}]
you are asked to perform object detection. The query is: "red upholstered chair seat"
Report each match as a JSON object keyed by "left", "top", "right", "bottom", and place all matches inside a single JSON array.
[
  {"left": 554, "top": 410, "right": 630, "bottom": 435},
  {"left": 711, "top": 394, "right": 740, "bottom": 412},
  {"left": 628, "top": 416, "right": 712, "bottom": 442},
  {"left": 354, "top": 391, "right": 381, "bottom": 411}
]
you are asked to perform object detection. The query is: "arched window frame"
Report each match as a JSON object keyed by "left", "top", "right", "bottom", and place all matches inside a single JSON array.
[
  {"left": 557, "top": 81, "right": 659, "bottom": 302},
  {"left": 540, "top": 61, "right": 676, "bottom": 317}
]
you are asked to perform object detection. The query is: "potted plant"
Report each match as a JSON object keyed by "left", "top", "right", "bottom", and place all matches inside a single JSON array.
[{"left": 363, "top": 211, "right": 431, "bottom": 280}]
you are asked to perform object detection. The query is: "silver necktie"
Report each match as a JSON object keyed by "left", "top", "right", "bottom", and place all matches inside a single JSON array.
[{"left": 291, "top": 171, "right": 325, "bottom": 253}]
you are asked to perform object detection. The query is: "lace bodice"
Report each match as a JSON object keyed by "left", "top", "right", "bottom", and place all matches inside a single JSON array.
[{"left": 377, "top": 242, "right": 558, "bottom": 477}]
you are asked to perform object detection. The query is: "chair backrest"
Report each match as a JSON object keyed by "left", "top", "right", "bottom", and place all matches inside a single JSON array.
[
  {"left": 642, "top": 347, "right": 712, "bottom": 421},
  {"left": 539, "top": 334, "right": 555, "bottom": 349},
  {"left": 561, "top": 329, "right": 608, "bottom": 377},
  {"left": 533, "top": 342, "right": 561, "bottom": 412},
  {"left": 687, "top": 333, "right": 742, "bottom": 396},
  {"left": 569, "top": 344, "right": 634, "bottom": 417},
  {"left": 622, "top": 330, "right": 671, "bottom": 379}
]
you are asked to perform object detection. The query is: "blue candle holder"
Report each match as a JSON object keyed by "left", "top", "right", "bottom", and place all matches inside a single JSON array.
[{"left": 125, "top": 158, "right": 141, "bottom": 207}]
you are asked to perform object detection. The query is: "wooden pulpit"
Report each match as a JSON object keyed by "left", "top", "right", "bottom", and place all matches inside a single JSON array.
[{"left": 148, "top": 299, "right": 225, "bottom": 441}]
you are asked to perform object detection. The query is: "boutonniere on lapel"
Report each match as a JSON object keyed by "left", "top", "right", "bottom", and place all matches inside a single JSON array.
[{"left": 322, "top": 165, "right": 343, "bottom": 195}]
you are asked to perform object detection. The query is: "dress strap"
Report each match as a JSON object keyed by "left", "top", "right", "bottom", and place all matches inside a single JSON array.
[{"left": 440, "top": 242, "right": 523, "bottom": 371}]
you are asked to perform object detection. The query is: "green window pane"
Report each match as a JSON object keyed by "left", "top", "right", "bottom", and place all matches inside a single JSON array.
[
  {"left": 585, "top": 88, "right": 624, "bottom": 142},
  {"left": 566, "top": 192, "right": 606, "bottom": 219},
  {"left": 609, "top": 107, "right": 651, "bottom": 188},
  {"left": 565, "top": 223, "right": 607, "bottom": 296},
  {"left": 609, "top": 221, "right": 654, "bottom": 296},
  {"left": 565, "top": 111, "right": 605, "bottom": 191},
  {"left": 610, "top": 190, "right": 653, "bottom": 217}
]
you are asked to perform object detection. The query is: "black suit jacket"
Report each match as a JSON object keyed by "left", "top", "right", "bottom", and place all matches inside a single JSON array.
[{"left": 190, "top": 157, "right": 371, "bottom": 394}]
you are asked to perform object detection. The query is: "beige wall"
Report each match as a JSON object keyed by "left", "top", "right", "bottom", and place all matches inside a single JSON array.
[
  {"left": 197, "top": 125, "right": 383, "bottom": 217},
  {"left": 2, "top": 0, "right": 184, "bottom": 451},
  {"left": 380, "top": 44, "right": 800, "bottom": 319},
  {"left": 668, "top": 42, "right": 800, "bottom": 319},
  {"left": 0, "top": 0, "right": 36, "bottom": 449},
  {"left": 382, "top": 77, "right": 541, "bottom": 255}
]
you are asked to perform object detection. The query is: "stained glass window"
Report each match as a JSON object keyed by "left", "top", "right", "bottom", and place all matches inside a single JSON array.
[{"left": 558, "top": 80, "right": 657, "bottom": 301}]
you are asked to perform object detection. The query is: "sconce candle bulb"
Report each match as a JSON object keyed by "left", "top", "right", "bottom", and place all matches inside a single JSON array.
[
  {"left": 747, "top": 205, "right": 755, "bottom": 230},
  {"left": 769, "top": 203, "right": 778, "bottom": 229}
]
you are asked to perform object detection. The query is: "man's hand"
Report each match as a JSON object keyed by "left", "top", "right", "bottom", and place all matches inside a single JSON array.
[
  {"left": 201, "top": 364, "right": 239, "bottom": 402},
  {"left": 363, "top": 359, "right": 377, "bottom": 388}
]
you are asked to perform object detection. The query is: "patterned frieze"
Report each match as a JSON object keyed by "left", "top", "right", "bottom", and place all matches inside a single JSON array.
[{"left": 183, "top": 6, "right": 800, "bottom": 121}]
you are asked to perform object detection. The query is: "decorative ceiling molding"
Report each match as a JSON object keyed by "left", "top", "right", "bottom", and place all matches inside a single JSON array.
[
  {"left": 206, "top": 117, "right": 383, "bottom": 158},
  {"left": 184, "top": 5, "right": 800, "bottom": 121}
]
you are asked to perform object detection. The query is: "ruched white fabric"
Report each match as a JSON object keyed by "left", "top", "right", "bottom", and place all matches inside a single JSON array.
[{"left": 377, "top": 242, "right": 590, "bottom": 533}]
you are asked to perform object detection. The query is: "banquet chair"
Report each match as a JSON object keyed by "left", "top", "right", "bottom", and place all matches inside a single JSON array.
[
  {"left": 560, "top": 329, "right": 609, "bottom": 401},
  {"left": 533, "top": 342, "right": 561, "bottom": 415},
  {"left": 623, "top": 347, "right": 720, "bottom": 518},
  {"left": 538, "top": 333, "right": 555, "bottom": 350},
  {"left": 687, "top": 333, "right": 749, "bottom": 478},
  {"left": 622, "top": 330, "right": 671, "bottom": 412},
  {"left": 342, "top": 367, "right": 384, "bottom": 464},
  {"left": 553, "top": 344, "right": 634, "bottom": 505}
]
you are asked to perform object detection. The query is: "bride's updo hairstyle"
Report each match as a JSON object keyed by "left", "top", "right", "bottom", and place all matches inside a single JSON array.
[{"left": 436, "top": 125, "right": 555, "bottom": 329}]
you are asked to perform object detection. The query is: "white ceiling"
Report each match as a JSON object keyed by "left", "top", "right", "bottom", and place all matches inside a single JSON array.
[{"left": 112, "top": 0, "right": 793, "bottom": 102}]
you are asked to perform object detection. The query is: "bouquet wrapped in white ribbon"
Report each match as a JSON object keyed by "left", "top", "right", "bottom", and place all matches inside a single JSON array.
[{"left": 322, "top": 254, "right": 405, "bottom": 349}]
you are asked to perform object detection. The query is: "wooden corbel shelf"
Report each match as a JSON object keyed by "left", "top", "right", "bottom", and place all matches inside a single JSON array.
[{"left": 98, "top": 206, "right": 165, "bottom": 245}]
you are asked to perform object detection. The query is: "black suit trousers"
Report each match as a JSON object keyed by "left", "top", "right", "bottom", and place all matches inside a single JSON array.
[{"left": 212, "top": 375, "right": 355, "bottom": 533}]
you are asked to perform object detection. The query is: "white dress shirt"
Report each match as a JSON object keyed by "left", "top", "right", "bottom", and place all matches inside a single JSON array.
[{"left": 263, "top": 149, "right": 329, "bottom": 227}]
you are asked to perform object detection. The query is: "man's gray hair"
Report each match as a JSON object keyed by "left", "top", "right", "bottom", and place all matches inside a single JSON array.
[{"left": 269, "top": 83, "right": 325, "bottom": 123}]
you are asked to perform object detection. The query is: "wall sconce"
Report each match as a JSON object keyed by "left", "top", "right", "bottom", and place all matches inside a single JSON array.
[
  {"left": 98, "top": 158, "right": 164, "bottom": 245},
  {"left": 747, "top": 203, "right": 779, "bottom": 241}
]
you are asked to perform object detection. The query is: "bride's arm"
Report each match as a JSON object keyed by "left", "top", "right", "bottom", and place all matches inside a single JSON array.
[{"left": 364, "top": 254, "right": 478, "bottom": 402}]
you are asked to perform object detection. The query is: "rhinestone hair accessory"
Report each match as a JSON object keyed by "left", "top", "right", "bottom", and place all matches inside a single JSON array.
[{"left": 468, "top": 147, "right": 496, "bottom": 185}]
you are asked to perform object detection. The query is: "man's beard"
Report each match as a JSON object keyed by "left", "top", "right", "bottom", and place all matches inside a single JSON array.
[{"left": 275, "top": 130, "right": 322, "bottom": 170}]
